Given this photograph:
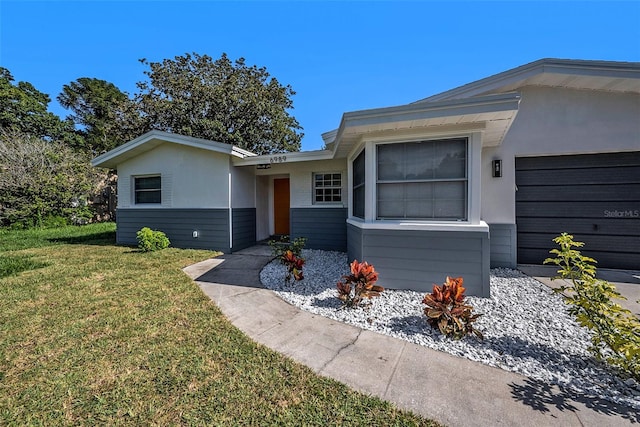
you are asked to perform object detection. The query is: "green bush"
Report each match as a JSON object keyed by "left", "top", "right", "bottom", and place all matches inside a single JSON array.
[
  {"left": 268, "top": 235, "right": 306, "bottom": 258},
  {"left": 136, "top": 227, "right": 170, "bottom": 252},
  {"left": 0, "top": 131, "right": 103, "bottom": 228},
  {"left": 545, "top": 233, "right": 640, "bottom": 380}
]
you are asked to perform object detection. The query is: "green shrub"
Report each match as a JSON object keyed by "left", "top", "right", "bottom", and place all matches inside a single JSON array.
[
  {"left": 136, "top": 227, "right": 170, "bottom": 252},
  {"left": 336, "top": 260, "right": 384, "bottom": 308},
  {"left": 545, "top": 233, "right": 640, "bottom": 380},
  {"left": 422, "top": 276, "right": 483, "bottom": 340},
  {"left": 268, "top": 235, "right": 306, "bottom": 258},
  {"left": 0, "top": 131, "right": 103, "bottom": 228}
]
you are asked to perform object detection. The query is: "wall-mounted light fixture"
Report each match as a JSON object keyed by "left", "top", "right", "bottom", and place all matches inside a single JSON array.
[
  {"left": 192, "top": 230, "right": 199, "bottom": 238},
  {"left": 492, "top": 159, "right": 502, "bottom": 178}
]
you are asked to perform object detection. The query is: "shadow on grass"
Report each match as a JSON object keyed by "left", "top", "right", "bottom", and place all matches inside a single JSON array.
[
  {"left": 0, "top": 254, "right": 49, "bottom": 278},
  {"left": 509, "top": 377, "right": 639, "bottom": 423},
  {"left": 47, "top": 230, "right": 116, "bottom": 246}
]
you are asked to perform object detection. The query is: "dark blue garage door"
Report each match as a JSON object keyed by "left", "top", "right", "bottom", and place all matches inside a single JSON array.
[{"left": 515, "top": 151, "right": 640, "bottom": 270}]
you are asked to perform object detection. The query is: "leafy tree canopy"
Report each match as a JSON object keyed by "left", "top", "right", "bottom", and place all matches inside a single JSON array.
[
  {"left": 0, "top": 67, "right": 80, "bottom": 146},
  {"left": 135, "top": 53, "right": 303, "bottom": 154},
  {"left": 0, "top": 130, "right": 103, "bottom": 228},
  {"left": 58, "top": 77, "right": 140, "bottom": 155}
]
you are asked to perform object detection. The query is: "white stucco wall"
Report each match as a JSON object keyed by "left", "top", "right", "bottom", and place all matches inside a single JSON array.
[
  {"left": 482, "top": 87, "right": 640, "bottom": 224},
  {"left": 231, "top": 162, "right": 256, "bottom": 209},
  {"left": 117, "top": 143, "right": 231, "bottom": 209},
  {"left": 255, "top": 158, "right": 348, "bottom": 208}
]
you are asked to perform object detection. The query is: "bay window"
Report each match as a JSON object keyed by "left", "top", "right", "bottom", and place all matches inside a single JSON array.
[
  {"left": 352, "top": 150, "right": 365, "bottom": 219},
  {"left": 376, "top": 138, "right": 467, "bottom": 220}
]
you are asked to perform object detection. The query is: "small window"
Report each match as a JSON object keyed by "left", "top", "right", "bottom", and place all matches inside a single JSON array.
[
  {"left": 314, "top": 173, "right": 342, "bottom": 203},
  {"left": 135, "top": 176, "right": 161, "bottom": 204}
]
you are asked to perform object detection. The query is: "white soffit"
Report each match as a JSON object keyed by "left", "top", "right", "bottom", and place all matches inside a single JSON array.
[
  {"left": 331, "top": 92, "right": 521, "bottom": 157},
  {"left": 232, "top": 149, "right": 334, "bottom": 166}
]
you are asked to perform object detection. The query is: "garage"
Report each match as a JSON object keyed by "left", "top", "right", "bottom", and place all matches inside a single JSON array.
[{"left": 515, "top": 151, "right": 640, "bottom": 270}]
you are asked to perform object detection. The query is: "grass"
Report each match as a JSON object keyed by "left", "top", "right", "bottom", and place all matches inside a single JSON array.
[{"left": 0, "top": 223, "right": 435, "bottom": 426}]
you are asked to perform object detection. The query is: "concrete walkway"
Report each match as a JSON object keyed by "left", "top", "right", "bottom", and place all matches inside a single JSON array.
[{"left": 183, "top": 246, "right": 639, "bottom": 427}]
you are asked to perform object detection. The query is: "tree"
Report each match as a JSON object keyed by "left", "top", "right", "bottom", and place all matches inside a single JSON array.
[
  {"left": 0, "top": 130, "right": 103, "bottom": 228},
  {"left": 58, "top": 77, "right": 142, "bottom": 154},
  {"left": 0, "top": 67, "right": 80, "bottom": 145},
  {"left": 135, "top": 53, "right": 303, "bottom": 154}
]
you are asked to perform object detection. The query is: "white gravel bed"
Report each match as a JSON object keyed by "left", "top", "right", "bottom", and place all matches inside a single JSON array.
[{"left": 260, "top": 249, "right": 640, "bottom": 410}]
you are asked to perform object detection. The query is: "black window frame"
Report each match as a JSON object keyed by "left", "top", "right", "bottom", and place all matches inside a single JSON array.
[
  {"left": 134, "top": 175, "right": 162, "bottom": 204},
  {"left": 352, "top": 150, "right": 365, "bottom": 219}
]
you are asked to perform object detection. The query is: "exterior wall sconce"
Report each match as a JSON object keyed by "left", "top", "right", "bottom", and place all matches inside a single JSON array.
[
  {"left": 492, "top": 159, "right": 502, "bottom": 178},
  {"left": 192, "top": 230, "right": 199, "bottom": 238}
]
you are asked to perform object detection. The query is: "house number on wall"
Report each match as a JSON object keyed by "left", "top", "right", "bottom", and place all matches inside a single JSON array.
[{"left": 270, "top": 155, "right": 287, "bottom": 163}]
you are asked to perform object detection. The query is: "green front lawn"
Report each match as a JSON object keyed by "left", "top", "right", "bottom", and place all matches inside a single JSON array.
[{"left": 0, "top": 223, "right": 434, "bottom": 425}]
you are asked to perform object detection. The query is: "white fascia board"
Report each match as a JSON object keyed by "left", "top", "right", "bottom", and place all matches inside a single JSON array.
[
  {"left": 416, "top": 58, "right": 640, "bottom": 102},
  {"left": 321, "top": 129, "right": 339, "bottom": 144},
  {"left": 91, "top": 130, "right": 243, "bottom": 168},
  {"left": 231, "top": 146, "right": 258, "bottom": 158},
  {"left": 341, "top": 92, "right": 521, "bottom": 129},
  {"left": 327, "top": 93, "right": 519, "bottom": 158},
  {"left": 231, "top": 149, "right": 334, "bottom": 166}
]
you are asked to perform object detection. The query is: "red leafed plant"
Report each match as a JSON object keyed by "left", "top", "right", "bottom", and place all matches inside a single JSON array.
[
  {"left": 422, "top": 277, "right": 483, "bottom": 339},
  {"left": 281, "top": 250, "right": 305, "bottom": 282},
  {"left": 336, "top": 260, "right": 384, "bottom": 308}
]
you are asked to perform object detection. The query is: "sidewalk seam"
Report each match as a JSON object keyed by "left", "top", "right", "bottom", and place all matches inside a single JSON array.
[{"left": 383, "top": 340, "right": 407, "bottom": 400}]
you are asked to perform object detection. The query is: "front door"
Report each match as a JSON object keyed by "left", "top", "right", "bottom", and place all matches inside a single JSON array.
[{"left": 273, "top": 178, "right": 290, "bottom": 235}]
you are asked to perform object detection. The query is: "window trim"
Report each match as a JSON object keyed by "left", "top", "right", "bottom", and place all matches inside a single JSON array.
[
  {"left": 133, "top": 175, "right": 162, "bottom": 205},
  {"left": 312, "top": 172, "right": 343, "bottom": 205}
]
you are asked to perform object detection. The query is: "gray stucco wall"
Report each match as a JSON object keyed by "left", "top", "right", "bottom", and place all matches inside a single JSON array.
[
  {"left": 290, "top": 208, "right": 347, "bottom": 251},
  {"left": 488, "top": 223, "right": 517, "bottom": 268},
  {"left": 346, "top": 223, "right": 490, "bottom": 297},
  {"left": 232, "top": 208, "right": 256, "bottom": 252},
  {"left": 116, "top": 208, "right": 230, "bottom": 252}
]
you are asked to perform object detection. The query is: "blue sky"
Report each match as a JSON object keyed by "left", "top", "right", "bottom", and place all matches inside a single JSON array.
[{"left": 1, "top": 1, "right": 639, "bottom": 151}]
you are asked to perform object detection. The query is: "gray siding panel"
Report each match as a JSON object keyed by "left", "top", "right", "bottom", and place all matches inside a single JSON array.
[
  {"left": 348, "top": 227, "right": 490, "bottom": 297},
  {"left": 232, "top": 208, "right": 256, "bottom": 252},
  {"left": 347, "top": 223, "right": 363, "bottom": 262},
  {"left": 290, "top": 208, "right": 347, "bottom": 251},
  {"left": 516, "top": 152, "right": 640, "bottom": 269},
  {"left": 489, "top": 224, "right": 517, "bottom": 268},
  {"left": 116, "top": 208, "right": 230, "bottom": 252}
]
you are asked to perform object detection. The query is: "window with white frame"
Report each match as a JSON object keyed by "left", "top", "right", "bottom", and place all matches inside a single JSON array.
[
  {"left": 376, "top": 138, "right": 467, "bottom": 220},
  {"left": 352, "top": 150, "right": 365, "bottom": 219},
  {"left": 314, "top": 172, "right": 342, "bottom": 203},
  {"left": 134, "top": 175, "right": 161, "bottom": 204}
]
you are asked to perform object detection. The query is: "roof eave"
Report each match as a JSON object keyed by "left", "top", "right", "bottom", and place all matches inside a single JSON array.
[
  {"left": 416, "top": 58, "right": 640, "bottom": 103},
  {"left": 91, "top": 130, "right": 257, "bottom": 168}
]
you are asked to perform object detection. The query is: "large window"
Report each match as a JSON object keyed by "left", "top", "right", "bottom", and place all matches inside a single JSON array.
[
  {"left": 134, "top": 176, "right": 161, "bottom": 204},
  {"left": 314, "top": 173, "right": 342, "bottom": 203},
  {"left": 352, "top": 150, "right": 365, "bottom": 219},
  {"left": 376, "top": 138, "right": 467, "bottom": 220}
]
